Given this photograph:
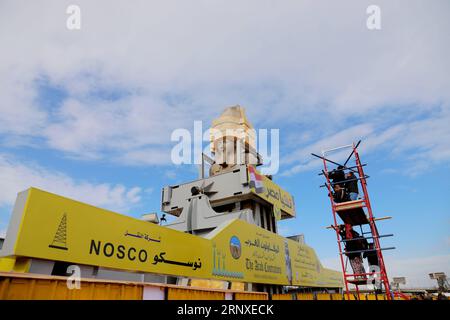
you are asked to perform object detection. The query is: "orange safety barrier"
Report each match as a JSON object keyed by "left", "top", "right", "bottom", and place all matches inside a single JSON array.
[
  {"left": 167, "top": 287, "right": 225, "bottom": 300},
  {"left": 0, "top": 274, "right": 142, "bottom": 300},
  {"left": 296, "top": 293, "right": 315, "bottom": 300},
  {"left": 234, "top": 292, "right": 268, "bottom": 300},
  {"left": 0, "top": 272, "right": 270, "bottom": 300},
  {"left": 316, "top": 293, "right": 332, "bottom": 300},
  {"left": 344, "top": 293, "right": 359, "bottom": 300},
  {"left": 331, "top": 293, "right": 343, "bottom": 300},
  {"left": 272, "top": 293, "right": 294, "bottom": 300}
]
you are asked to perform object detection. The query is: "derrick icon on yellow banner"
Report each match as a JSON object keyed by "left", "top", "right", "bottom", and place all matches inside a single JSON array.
[{"left": 0, "top": 106, "right": 343, "bottom": 300}]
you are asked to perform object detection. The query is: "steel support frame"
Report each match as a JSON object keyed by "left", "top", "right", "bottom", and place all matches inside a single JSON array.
[{"left": 319, "top": 141, "right": 393, "bottom": 300}]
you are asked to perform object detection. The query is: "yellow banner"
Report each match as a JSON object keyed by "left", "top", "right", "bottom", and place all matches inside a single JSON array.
[
  {"left": 9, "top": 188, "right": 211, "bottom": 279},
  {"left": 247, "top": 166, "right": 296, "bottom": 219},
  {"left": 2, "top": 188, "right": 341, "bottom": 287},
  {"left": 209, "top": 219, "right": 342, "bottom": 287}
]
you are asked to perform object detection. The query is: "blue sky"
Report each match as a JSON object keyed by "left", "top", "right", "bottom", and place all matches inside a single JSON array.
[{"left": 0, "top": 0, "right": 449, "bottom": 287}]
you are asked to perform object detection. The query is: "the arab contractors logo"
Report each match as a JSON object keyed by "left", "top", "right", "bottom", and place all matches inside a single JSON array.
[
  {"left": 229, "top": 236, "right": 242, "bottom": 259},
  {"left": 248, "top": 165, "right": 265, "bottom": 194},
  {"left": 49, "top": 213, "right": 69, "bottom": 251}
]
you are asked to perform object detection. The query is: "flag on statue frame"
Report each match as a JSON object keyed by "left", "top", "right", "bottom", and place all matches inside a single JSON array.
[
  {"left": 248, "top": 165, "right": 265, "bottom": 194},
  {"left": 273, "top": 204, "right": 282, "bottom": 221}
]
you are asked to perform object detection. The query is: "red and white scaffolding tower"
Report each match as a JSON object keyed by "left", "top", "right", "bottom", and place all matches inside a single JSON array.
[{"left": 313, "top": 141, "right": 395, "bottom": 300}]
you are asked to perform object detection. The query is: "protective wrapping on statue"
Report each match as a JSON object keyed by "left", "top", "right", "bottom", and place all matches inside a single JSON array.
[{"left": 210, "top": 105, "right": 258, "bottom": 166}]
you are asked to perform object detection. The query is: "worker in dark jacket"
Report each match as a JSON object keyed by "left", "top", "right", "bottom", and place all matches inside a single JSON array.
[
  {"left": 328, "top": 165, "right": 346, "bottom": 187},
  {"left": 363, "top": 243, "right": 379, "bottom": 268},
  {"left": 363, "top": 243, "right": 382, "bottom": 293},
  {"left": 329, "top": 165, "right": 349, "bottom": 203},
  {"left": 336, "top": 225, "right": 368, "bottom": 280},
  {"left": 345, "top": 171, "right": 359, "bottom": 201},
  {"left": 332, "top": 184, "right": 349, "bottom": 203}
]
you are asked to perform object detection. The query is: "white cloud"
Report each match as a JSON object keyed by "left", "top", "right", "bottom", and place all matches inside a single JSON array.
[
  {"left": 165, "top": 170, "right": 177, "bottom": 180},
  {"left": 282, "top": 124, "right": 374, "bottom": 175},
  {"left": 0, "top": 74, "right": 47, "bottom": 137},
  {"left": 0, "top": 0, "right": 449, "bottom": 172},
  {"left": 117, "top": 147, "right": 173, "bottom": 166},
  {"left": 0, "top": 154, "right": 142, "bottom": 212},
  {"left": 386, "top": 254, "right": 450, "bottom": 288},
  {"left": 42, "top": 96, "right": 188, "bottom": 160},
  {"left": 282, "top": 106, "right": 450, "bottom": 176}
]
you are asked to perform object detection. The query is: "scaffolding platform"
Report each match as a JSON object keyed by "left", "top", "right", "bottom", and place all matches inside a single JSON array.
[
  {"left": 335, "top": 200, "right": 369, "bottom": 225},
  {"left": 334, "top": 199, "right": 365, "bottom": 212},
  {"left": 347, "top": 279, "right": 369, "bottom": 286}
]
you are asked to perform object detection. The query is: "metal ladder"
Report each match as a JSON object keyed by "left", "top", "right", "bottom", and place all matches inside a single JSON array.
[{"left": 313, "top": 140, "right": 394, "bottom": 300}]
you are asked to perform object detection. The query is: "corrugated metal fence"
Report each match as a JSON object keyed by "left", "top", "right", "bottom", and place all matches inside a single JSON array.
[
  {"left": 0, "top": 272, "right": 267, "bottom": 300},
  {"left": 0, "top": 272, "right": 402, "bottom": 300}
]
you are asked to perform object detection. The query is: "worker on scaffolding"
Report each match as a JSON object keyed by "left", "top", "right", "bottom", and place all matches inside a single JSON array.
[
  {"left": 337, "top": 224, "right": 368, "bottom": 280},
  {"left": 363, "top": 243, "right": 379, "bottom": 269},
  {"left": 328, "top": 165, "right": 349, "bottom": 203},
  {"left": 344, "top": 171, "right": 359, "bottom": 201},
  {"left": 364, "top": 243, "right": 382, "bottom": 293},
  {"left": 332, "top": 184, "right": 349, "bottom": 203},
  {"left": 316, "top": 141, "right": 394, "bottom": 299},
  {"left": 328, "top": 165, "right": 345, "bottom": 186}
]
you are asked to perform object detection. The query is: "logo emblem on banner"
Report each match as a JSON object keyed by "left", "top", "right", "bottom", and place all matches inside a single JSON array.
[
  {"left": 49, "top": 213, "right": 68, "bottom": 251},
  {"left": 229, "top": 236, "right": 242, "bottom": 259}
]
